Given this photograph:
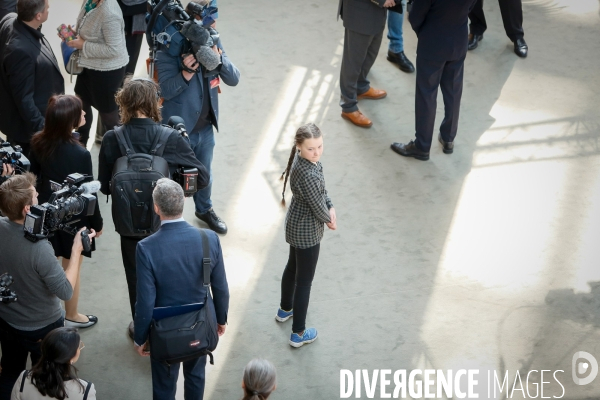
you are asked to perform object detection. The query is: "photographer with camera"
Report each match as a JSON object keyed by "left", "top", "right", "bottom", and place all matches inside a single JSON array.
[
  {"left": 156, "top": 0, "right": 239, "bottom": 234},
  {"left": 0, "top": 173, "right": 96, "bottom": 400},
  {"left": 98, "top": 76, "right": 208, "bottom": 337},
  {"left": 29, "top": 94, "right": 103, "bottom": 329}
]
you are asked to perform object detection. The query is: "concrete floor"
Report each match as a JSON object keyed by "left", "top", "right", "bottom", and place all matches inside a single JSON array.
[{"left": 3, "top": 0, "right": 600, "bottom": 398}]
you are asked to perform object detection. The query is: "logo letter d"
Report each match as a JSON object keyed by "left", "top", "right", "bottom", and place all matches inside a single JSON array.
[{"left": 572, "top": 351, "right": 599, "bottom": 385}]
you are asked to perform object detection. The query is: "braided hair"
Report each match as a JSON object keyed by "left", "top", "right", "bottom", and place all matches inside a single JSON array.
[
  {"left": 241, "top": 359, "right": 277, "bottom": 400},
  {"left": 280, "top": 123, "right": 323, "bottom": 206}
]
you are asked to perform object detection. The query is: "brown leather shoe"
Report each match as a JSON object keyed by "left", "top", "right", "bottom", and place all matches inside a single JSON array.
[
  {"left": 341, "top": 110, "right": 373, "bottom": 128},
  {"left": 357, "top": 87, "right": 387, "bottom": 100}
]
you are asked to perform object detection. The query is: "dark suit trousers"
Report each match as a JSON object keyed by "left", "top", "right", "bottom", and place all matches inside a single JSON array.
[
  {"left": 339, "top": 28, "right": 383, "bottom": 112},
  {"left": 415, "top": 55, "right": 465, "bottom": 152},
  {"left": 121, "top": 235, "right": 144, "bottom": 319},
  {"left": 469, "top": 0, "right": 524, "bottom": 42},
  {"left": 151, "top": 355, "right": 206, "bottom": 400}
]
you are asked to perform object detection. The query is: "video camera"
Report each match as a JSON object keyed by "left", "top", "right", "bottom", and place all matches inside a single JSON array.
[
  {"left": 146, "top": 0, "right": 221, "bottom": 77},
  {"left": 24, "top": 173, "right": 97, "bottom": 252},
  {"left": 0, "top": 140, "right": 30, "bottom": 180},
  {"left": 166, "top": 116, "right": 200, "bottom": 197},
  {"left": 0, "top": 273, "right": 17, "bottom": 304}
]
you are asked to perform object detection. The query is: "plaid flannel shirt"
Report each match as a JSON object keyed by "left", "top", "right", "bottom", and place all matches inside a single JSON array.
[{"left": 285, "top": 153, "right": 333, "bottom": 249}]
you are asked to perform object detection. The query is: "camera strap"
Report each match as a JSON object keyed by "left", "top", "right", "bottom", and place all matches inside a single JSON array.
[
  {"left": 114, "top": 126, "right": 135, "bottom": 158},
  {"left": 150, "top": 126, "right": 172, "bottom": 157},
  {"left": 199, "top": 228, "right": 211, "bottom": 287}
]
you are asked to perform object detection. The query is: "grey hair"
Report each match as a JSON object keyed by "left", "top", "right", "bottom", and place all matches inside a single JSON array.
[
  {"left": 17, "top": 0, "right": 46, "bottom": 22},
  {"left": 152, "top": 178, "right": 185, "bottom": 218},
  {"left": 242, "top": 359, "right": 277, "bottom": 400}
]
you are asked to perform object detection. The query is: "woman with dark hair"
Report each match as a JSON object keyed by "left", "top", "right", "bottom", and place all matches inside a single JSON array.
[
  {"left": 276, "top": 123, "right": 337, "bottom": 348},
  {"left": 29, "top": 95, "right": 103, "bottom": 329},
  {"left": 11, "top": 327, "right": 96, "bottom": 400}
]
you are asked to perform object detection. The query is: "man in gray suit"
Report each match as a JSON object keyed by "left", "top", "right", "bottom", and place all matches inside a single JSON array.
[{"left": 338, "top": 0, "right": 395, "bottom": 128}]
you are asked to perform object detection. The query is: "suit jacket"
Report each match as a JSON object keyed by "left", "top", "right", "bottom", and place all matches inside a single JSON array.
[
  {"left": 133, "top": 221, "right": 230, "bottom": 345},
  {"left": 338, "top": 0, "right": 387, "bottom": 36},
  {"left": 157, "top": 41, "right": 240, "bottom": 133},
  {"left": 0, "top": 14, "right": 64, "bottom": 142},
  {"left": 29, "top": 139, "right": 103, "bottom": 232},
  {"left": 97, "top": 118, "right": 209, "bottom": 195},
  {"left": 408, "top": 0, "right": 478, "bottom": 61}
]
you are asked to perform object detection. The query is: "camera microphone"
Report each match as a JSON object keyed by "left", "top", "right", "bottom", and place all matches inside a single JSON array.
[
  {"left": 167, "top": 116, "right": 188, "bottom": 138},
  {"left": 180, "top": 21, "right": 220, "bottom": 71},
  {"left": 80, "top": 181, "right": 101, "bottom": 195}
]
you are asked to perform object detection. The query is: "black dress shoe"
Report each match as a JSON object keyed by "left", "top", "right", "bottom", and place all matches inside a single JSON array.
[
  {"left": 387, "top": 50, "right": 415, "bottom": 73},
  {"left": 128, "top": 321, "right": 134, "bottom": 340},
  {"left": 195, "top": 208, "right": 228, "bottom": 234},
  {"left": 390, "top": 141, "right": 429, "bottom": 161},
  {"left": 468, "top": 33, "right": 483, "bottom": 50},
  {"left": 438, "top": 133, "right": 454, "bottom": 154},
  {"left": 514, "top": 38, "right": 528, "bottom": 58}
]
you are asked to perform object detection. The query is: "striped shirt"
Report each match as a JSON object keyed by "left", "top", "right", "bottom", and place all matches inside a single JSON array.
[{"left": 285, "top": 153, "right": 333, "bottom": 249}]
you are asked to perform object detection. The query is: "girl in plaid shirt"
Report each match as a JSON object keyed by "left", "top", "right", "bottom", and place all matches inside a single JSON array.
[{"left": 275, "top": 123, "right": 337, "bottom": 348}]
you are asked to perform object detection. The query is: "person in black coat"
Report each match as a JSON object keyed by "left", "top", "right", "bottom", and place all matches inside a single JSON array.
[
  {"left": 391, "top": 0, "right": 477, "bottom": 161},
  {"left": 98, "top": 77, "right": 209, "bottom": 337},
  {"left": 29, "top": 94, "right": 103, "bottom": 329},
  {"left": 0, "top": 0, "right": 64, "bottom": 156}
]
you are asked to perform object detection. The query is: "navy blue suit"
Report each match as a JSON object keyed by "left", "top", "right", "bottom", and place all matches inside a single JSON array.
[
  {"left": 134, "top": 221, "right": 229, "bottom": 400},
  {"left": 409, "top": 0, "right": 477, "bottom": 151}
]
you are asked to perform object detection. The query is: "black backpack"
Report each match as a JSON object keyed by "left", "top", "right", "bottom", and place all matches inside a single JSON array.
[{"left": 110, "top": 125, "right": 171, "bottom": 237}]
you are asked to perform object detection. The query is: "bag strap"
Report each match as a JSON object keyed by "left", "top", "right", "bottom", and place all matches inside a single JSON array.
[
  {"left": 199, "top": 229, "right": 210, "bottom": 287},
  {"left": 83, "top": 380, "right": 93, "bottom": 400},
  {"left": 114, "top": 125, "right": 134, "bottom": 158},
  {"left": 150, "top": 126, "right": 172, "bottom": 157},
  {"left": 20, "top": 370, "right": 28, "bottom": 392}
]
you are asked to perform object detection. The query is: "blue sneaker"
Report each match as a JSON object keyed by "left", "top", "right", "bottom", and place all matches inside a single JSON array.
[
  {"left": 289, "top": 327, "right": 318, "bottom": 348},
  {"left": 275, "top": 308, "right": 293, "bottom": 322}
]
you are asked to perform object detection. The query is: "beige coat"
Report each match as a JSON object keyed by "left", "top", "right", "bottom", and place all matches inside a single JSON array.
[
  {"left": 75, "top": 0, "right": 129, "bottom": 71},
  {"left": 11, "top": 371, "right": 96, "bottom": 400}
]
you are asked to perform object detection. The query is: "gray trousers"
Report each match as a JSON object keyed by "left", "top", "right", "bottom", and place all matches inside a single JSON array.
[{"left": 339, "top": 27, "right": 383, "bottom": 112}]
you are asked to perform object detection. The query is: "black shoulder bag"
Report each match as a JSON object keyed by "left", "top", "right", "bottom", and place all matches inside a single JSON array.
[{"left": 149, "top": 229, "right": 220, "bottom": 366}]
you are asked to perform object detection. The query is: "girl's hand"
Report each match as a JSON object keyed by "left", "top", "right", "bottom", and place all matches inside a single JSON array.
[
  {"left": 66, "top": 37, "right": 85, "bottom": 50},
  {"left": 326, "top": 207, "right": 337, "bottom": 230}
]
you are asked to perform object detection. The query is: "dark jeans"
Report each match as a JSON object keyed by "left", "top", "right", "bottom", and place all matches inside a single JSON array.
[
  {"left": 0, "top": 316, "right": 64, "bottom": 400},
  {"left": 280, "top": 244, "right": 320, "bottom": 333},
  {"left": 151, "top": 355, "right": 206, "bottom": 400},
  {"left": 415, "top": 55, "right": 465, "bottom": 152},
  {"left": 121, "top": 235, "right": 145, "bottom": 319}
]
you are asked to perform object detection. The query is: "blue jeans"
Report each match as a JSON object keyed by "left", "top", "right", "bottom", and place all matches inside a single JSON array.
[
  {"left": 151, "top": 355, "right": 206, "bottom": 400},
  {"left": 387, "top": 2, "right": 405, "bottom": 53},
  {"left": 189, "top": 124, "right": 215, "bottom": 214}
]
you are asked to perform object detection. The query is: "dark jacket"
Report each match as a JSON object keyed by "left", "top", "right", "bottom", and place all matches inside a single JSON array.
[
  {"left": 0, "top": 14, "right": 64, "bottom": 143},
  {"left": 156, "top": 40, "right": 240, "bottom": 134},
  {"left": 338, "top": 0, "right": 387, "bottom": 36},
  {"left": 134, "top": 221, "right": 229, "bottom": 345},
  {"left": 98, "top": 118, "right": 209, "bottom": 195},
  {"left": 29, "top": 139, "right": 103, "bottom": 233},
  {"left": 409, "top": 0, "right": 478, "bottom": 61}
]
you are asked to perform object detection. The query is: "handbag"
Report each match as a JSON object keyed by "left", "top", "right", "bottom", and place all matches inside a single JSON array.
[
  {"left": 149, "top": 229, "right": 220, "bottom": 366},
  {"left": 60, "top": 41, "right": 83, "bottom": 81}
]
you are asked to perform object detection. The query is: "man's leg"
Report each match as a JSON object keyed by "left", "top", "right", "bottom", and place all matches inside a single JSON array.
[
  {"left": 340, "top": 28, "right": 376, "bottom": 113},
  {"left": 387, "top": 9, "right": 404, "bottom": 54},
  {"left": 182, "top": 355, "right": 207, "bottom": 400},
  {"left": 469, "top": 0, "right": 487, "bottom": 36},
  {"left": 498, "top": 0, "right": 524, "bottom": 42},
  {"left": 120, "top": 236, "right": 143, "bottom": 319},
  {"left": 414, "top": 57, "right": 445, "bottom": 152},
  {"left": 438, "top": 55, "right": 466, "bottom": 144},
  {"left": 151, "top": 357, "right": 180, "bottom": 400},
  {"left": 189, "top": 125, "right": 215, "bottom": 215},
  {"left": 0, "top": 318, "right": 28, "bottom": 400},
  {"left": 356, "top": 30, "right": 384, "bottom": 96}
]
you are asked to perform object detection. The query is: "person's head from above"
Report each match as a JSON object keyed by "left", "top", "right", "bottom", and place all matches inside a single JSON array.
[
  {"left": 115, "top": 76, "right": 162, "bottom": 124},
  {"left": 0, "top": 172, "right": 38, "bottom": 223},
  {"left": 242, "top": 358, "right": 277, "bottom": 400},
  {"left": 17, "top": 0, "right": 49, "bottom": 27},
  {"left": 30, "top": 327, "right": 85, "bottom": 400},
  {"left": 153, "top": 178, "right": 185, "bottom": 220},
  {"left": 31, "top": 94, "right": 84, "bottom": 161},
  {"left": 280, "top": 123, "right": 324, "bottom": 206}
]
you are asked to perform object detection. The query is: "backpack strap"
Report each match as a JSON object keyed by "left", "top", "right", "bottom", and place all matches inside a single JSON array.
[
  {"left": 19, "top": 370, "right": 28, "bottom": 392},
  {"left": 82, "top": 380, "right": 93, "bottom": 400},
  {"left": 199, "top": 229, "right": 211, "bottom": 287},
  {"left": 114, "top": 125, "right": 134, "bottom": 158},
  {"left": 150, "top": 125, "right": 173, "bottom": 157}
]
